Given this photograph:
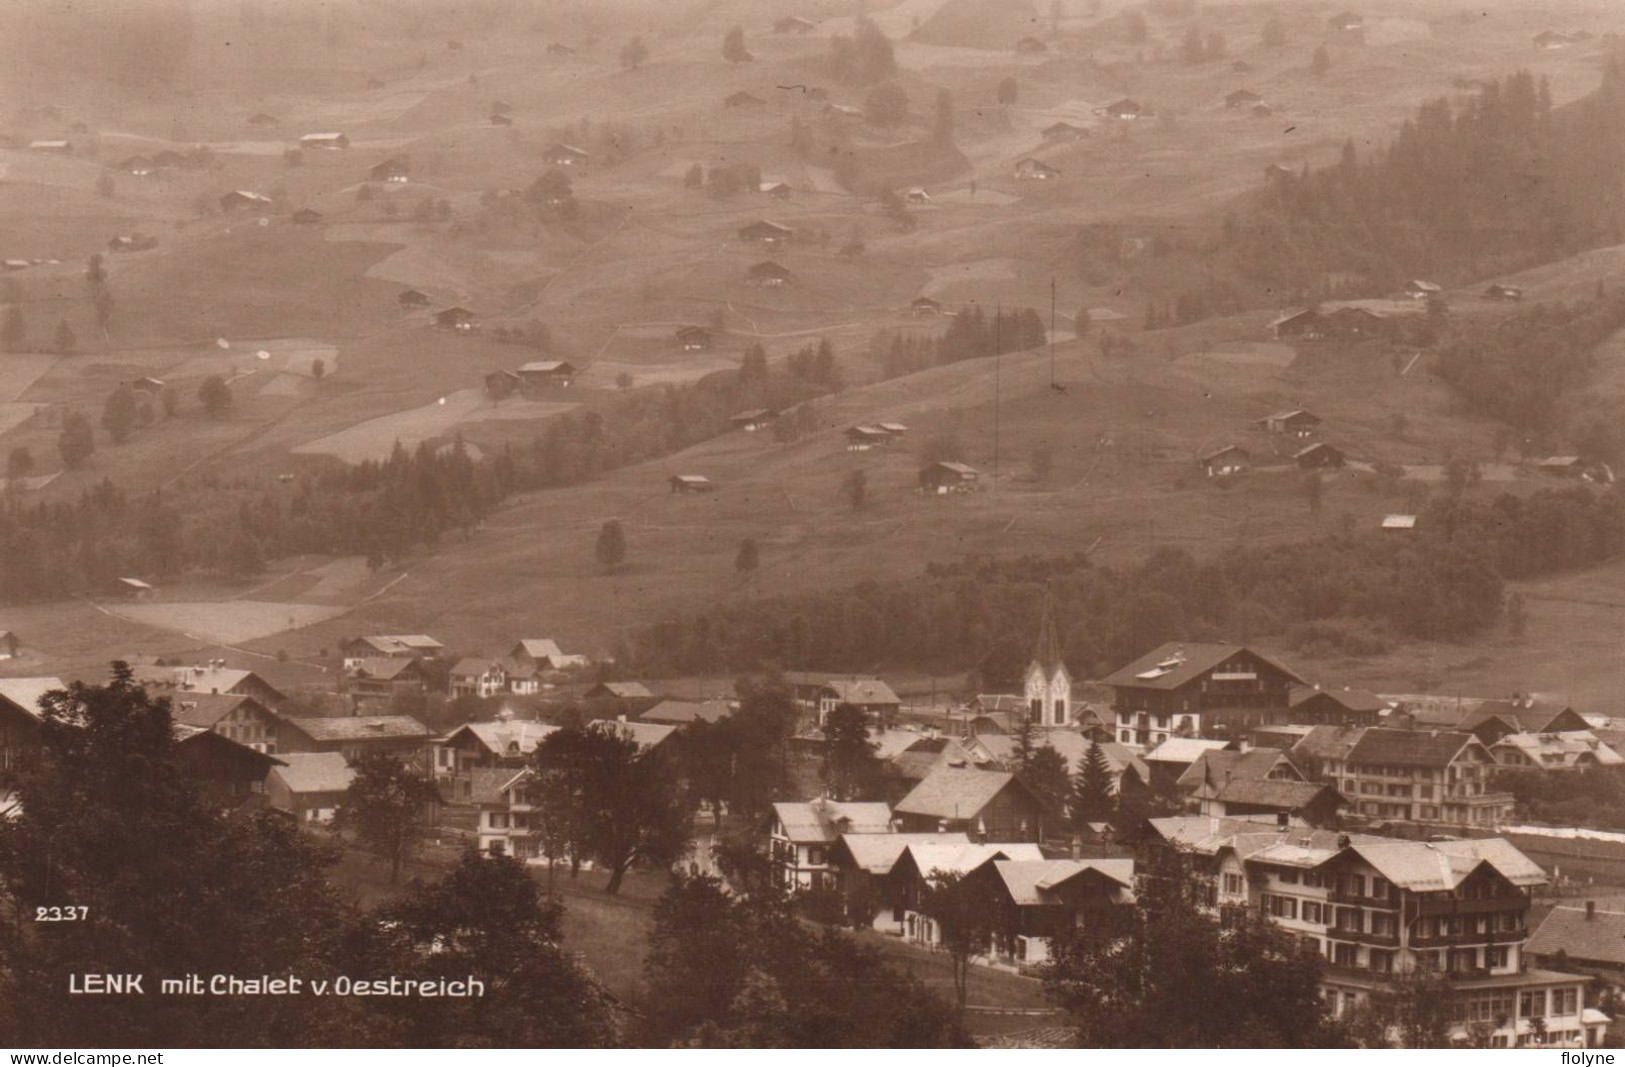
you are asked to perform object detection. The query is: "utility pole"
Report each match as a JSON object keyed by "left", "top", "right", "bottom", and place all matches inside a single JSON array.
[
  {"left": 1050, "top": 277, "right": 1057, "bottom": 388},
  {"left": 994, "top": 301, "right": 1001, "bottom": 494}
]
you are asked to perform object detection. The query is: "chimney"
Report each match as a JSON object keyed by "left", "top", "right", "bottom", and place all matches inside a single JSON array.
[
  {"left": 1337, "top": 834, "right": 1351, "bottom": 850},
  {"left": 1070, "top": 834, "right": 1082, "bottom": 859},
  {"left": 1587, "top": 900, "right": 1597, "bottom": 920},
  {"left": 1277, "top": 811, "right": 1290, "bottom": 830}
]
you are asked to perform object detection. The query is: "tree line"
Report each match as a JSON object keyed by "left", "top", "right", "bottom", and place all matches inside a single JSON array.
[{"left": 622, "top": 486, "right": 1620, "bottom": 678}]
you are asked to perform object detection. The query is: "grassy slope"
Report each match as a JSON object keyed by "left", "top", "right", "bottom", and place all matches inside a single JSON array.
[{"left": 3, "top": 0, "right": 1625, "bottom": 707}]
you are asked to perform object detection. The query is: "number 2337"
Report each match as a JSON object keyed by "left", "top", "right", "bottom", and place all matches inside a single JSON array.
[{"left": 35, "top": 906, "right": 88, "bottom": 922}]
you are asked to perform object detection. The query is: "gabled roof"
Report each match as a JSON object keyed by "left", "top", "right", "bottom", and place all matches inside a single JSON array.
[
  {"left": 442, "top": 719, "right": 558, "bottom": 758},
  {"left": 283, "top": 716, "right": 432, "bottom": 742},
  {"left": 513, "top": 639, "right": 565, "bottom": 660},
  {"left": 168, "top": 692, "right": 268, "bottom": 729},
  {"left": 823, "top": 678, "right": 900, "bottom": 706},
  {"left": 836, "top": 831, "right": 970, "bottom": 873},
  {"left": 984, "top": 858, "right": 1135, "bottom": 905},
  {"left": 449, "top": 657, "right": 504, "bottom": 678},
  {"left": 1528, "top": 906, "right": 1625, "bottom": 965},
  {"left": 587, "top": 681, "right": 655, "bottom": 699},
  {"left": 926, "top": 461, "right": 979, "bottom": 476},
  {"left": 1493, "top": 731, "right": 1624, "bottom": 768},
  {"left": 902, "top": 840, "right": 1045, "bottom": 876},
  {"left": 640, "top": 698, "right": 732, "bottom": 725},
  {"left": 895, "top": 766, "right": 1023, "bottom": 820},
  {"left": 1348, "top": 838, "right": 1546, "bottom": 891},
  {"left": 518, "top": 360, "right": 576, "bottom": 375},
  {"left": 1144, "top": 738, "right": 1232, "bottom": 765},
  {"left": 774, "top": 799, "right": 893, "bottom": 844},
  {"left": 1347, "top": 727, "right": 1476, "bottom": 768},
  {"left": 1291, "top": 724, "right": 1363, "bottom": 763},
  {"left": 589, "top": 718, "right": 676, "bottom": 752},
  {"left": 349, "top": 657, "right": 422, "bottom": 681},
  {"left": 1289, "top": 685, "right": 1386, "bottom": 714},
  {"left": 273, "top": 752, "right": 355, "bottom": 793},
  {"left": 1294, "top": 441, "right": 1344, "bottom": 460},
  {"left": 1214, "top": 778, "right": 1341, "bottom": 811},
  {"left": 1102, "top": 642, "right": 1304, "bottom": 691},
  {"left": 1178, "top": 748, "right": 1303, "bottom": 792},
  {"left": 0, "top": 676, "right": 66, "bottom": 718}
]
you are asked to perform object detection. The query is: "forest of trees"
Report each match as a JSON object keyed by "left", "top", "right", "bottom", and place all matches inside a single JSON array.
[
  {"left": 622, "top": 485, "right": 1622, "bottom": 677},
  {"left": 0, "top": 338, "right": 845, "bottom": 603},
  {"left": 1435, "top": 288, "right": 1625, "bottom": 439},
  {"left": 869, "top": 306, "right": 1049, "bottom": 378},
  {"left": 1215, "top": 58, "right": 1625, "bottom": 298}
]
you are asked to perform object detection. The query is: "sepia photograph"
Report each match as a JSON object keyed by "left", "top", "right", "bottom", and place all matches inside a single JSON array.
[{"left": 1, "top": 0, "right": 1624, "bottom": 1052}]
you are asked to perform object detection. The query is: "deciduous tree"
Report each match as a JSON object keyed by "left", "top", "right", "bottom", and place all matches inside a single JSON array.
[{"left": 336, "top": 753, "right": 441, "bottom": 884}]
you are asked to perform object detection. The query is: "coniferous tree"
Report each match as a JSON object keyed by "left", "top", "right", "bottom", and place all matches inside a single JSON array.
[{"left": 1072, "top": 742, "right": 1116, "bottom": 827}]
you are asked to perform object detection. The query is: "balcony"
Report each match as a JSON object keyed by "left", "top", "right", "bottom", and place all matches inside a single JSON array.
[
  {"left": 1416, "top": 896, "right": 1526, "bottom": 917},
  {"left": 1410, "top": 928, "right": 1523, "bottom": 948},
  {"left": 1329, "top": 929, "right": 1400, "bottom": 948},
  {"left": 1328, "top": 890, "right": 1400, "bottom": 908}
]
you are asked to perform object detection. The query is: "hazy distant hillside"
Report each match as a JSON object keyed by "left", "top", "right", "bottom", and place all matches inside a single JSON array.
[{"left": 909, "top": 0, "right": 1043, "bottom": 50}]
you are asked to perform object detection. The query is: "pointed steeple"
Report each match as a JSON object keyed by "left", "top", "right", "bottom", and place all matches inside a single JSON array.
[{"left": 1032, "top": 588, "right": 1063, "bottom": 676}]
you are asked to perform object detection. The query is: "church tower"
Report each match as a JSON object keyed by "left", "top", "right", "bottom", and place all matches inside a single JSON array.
[{"left": 1023, "top": 593, "right": 1072, "bottom": 727}]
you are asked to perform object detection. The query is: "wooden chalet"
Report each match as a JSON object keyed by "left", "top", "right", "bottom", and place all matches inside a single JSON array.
[
  {"left": 669, "top": 474, "right": 717, "bottom": 494},
  {"left": 738, "top": 219, "right": 794, "bottom": 245},
  {"left": 919, "top": 461, "right": 980, "bottom": 493}
]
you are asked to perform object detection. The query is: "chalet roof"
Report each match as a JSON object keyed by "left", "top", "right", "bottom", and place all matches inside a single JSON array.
[
  {"left": 877, "top": 422, "right": 908, "bottom": 434},
  {"left": 168, "top": 692, "right": 266, "bottom": 728},
  {"left": 1178, "top": 748, "right": 1302, "bottom": 792},
  {"left": 513, "top": 639, "right": 565, "bottom": 660},
  {"left": 1260, "top": 409, "right": 1321, "bottom": 425},
  {"left": 902, "top": 840, "right": 1045, "bottom": 876},
  {"left": 675, "top": 325, "right": 711, "bottom": 339},
  {"left": 1104, "top": 98, "right": 1142, "bottom": 114},
  {"left": 1381, "top": 514, "right": 1417, "bottom": 530},
  {"left": 837, "top": 831, "right": 970, "bottom": 873},
  {"left": 349, "top": 633, "right": 443, "bottom": 654},
  {"left": 739, "top": 219, "right": 795, "bottom": 235},
  {"left": 1102, "top": 642, "right": 1304, "bottom": 691},
  {"left": 449, "top": 657, "right": 503, "bottom": 678},
  {"left": 911, "top": 295, "right": 941, "bottom": 307},
  {"left": 1294, "top": 442, "right": 1344, "bottom": 460},
  {"left": 1144, "top": 738, "right": 1232, "bottom": 764},
  {"left": 1469, "top": 701, "right": 1586, "bottom": 733},
  {"left": 640, "top": 698, "right": 732, "bottom": 725},
  {"left": 1015, "top": 157, "right": 1061, "bottom": 172},
  {"left": 1200, "top": 444, "right": 1248, "bottom": 463},
  {"left": 350, "top": 657, "right": 421, "bottom": 681},
  {"left": 1528, "top": 906, "right": 1625, "bottom": 965},
  {"left": 0, "top": 677, "right": 65, "bottom": 718},
  {"left": 1346, "top": 727, "right": 1475, "bottom": 768},
  {"left": 589, "top": 718, "right": 676, "bottom": 752},
  {"left": 1148, "top": 815, "right": 1369, "bottom": 863},
  {"left": 823, "top": 678, "right": 900, "bottom": 705},
  {"left": 273, "top": 752, "right": 355, "bottom": 794},
  {"left": 588, "top": 681, "right": 655, "bottom": 699},
  {"left": 1291, "top": 724, "right": 1363, "bottom": 763},
  {"left": 748, "top": 260, "right": 794, "bottom": 278},
  {"left": 986, "top": 858, "right": 1135, "bottom": 905},
  {"left": 1214, "top": 778, "right": 1340, "bottom": 811},
  {"left": 444, "top": 719, "right": 558, "bottom": 758},
  {"left": 973, "top": 733, "right": 1145, "bottom": 784},
  {"left": 670, "top": 474, "right": 714, "bottom": 486},
  {"left": 1493, "top": 731, "right": 1624, "bottom": 768},
  {"left": 518, "top": 360, "right": 575, "bottom": 374},
  {"left": 848, "top": 425, "right": 892, "bottom": 438},
  {"left": 928, "top": 461, "right": 979, "bottom": 476},
  {"left": 1043, "top": 121, "right": 1088, "bottom": 135},
  {"left": 283, "top": 715, "right": 431, "bottom": 742},
  {"left": 1349, "top": 838, "right": 1546, "bottom": 891},
  {"left": 774, "top": 799, "right": 893, "bottom": 844},
  {"left": 301, "top": 132, "right": 347, "bottom": 141},
  {"left": 895, "top": 766, "right": 1020, "bottom": 820},
  {"left": 1289, "top": 685, "right": 1387, "bottom": 713}
]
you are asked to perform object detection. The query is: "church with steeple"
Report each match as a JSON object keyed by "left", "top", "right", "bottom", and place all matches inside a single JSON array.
[{"left": 1023, "top": 593, "right": 1072, "bottom": 727}]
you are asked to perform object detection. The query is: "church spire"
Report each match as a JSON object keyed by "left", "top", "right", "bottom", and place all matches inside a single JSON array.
[{"left": 1033, "top": 588, "right": 1063, "bottom": 676}]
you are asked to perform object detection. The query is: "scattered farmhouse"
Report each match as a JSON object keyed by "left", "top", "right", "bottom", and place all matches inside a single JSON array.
[
  {"left": 1198, "top": 444, "right": 1249, "bottom": 478},
  {"left": 299, "top": 132, "right": 350, "bottom": 150},
  {"left": 369, "top": 158, "right": 410, "bottom": 182},
  {"left": 219, "top": 190, "right": 274, "bottom": 213},
  {"left": 1041, "top": 121, "right": 1089, "bottom": 143},
  {"left": 1014, "top": 157, "right": 1061, "bottom": 181},
  {"left": 1258, "top": 409, "right": 1321, "bottom": 437},
  {"left": 675, "top": 325, "right": 711, "bottom": 350},
  {"left": 738, "top": 219, "right": 794, "bottom": 245},
  {"left": 433, "top": 306, "right": 481, "bottom": 332},
  {"left": 747, "top": 260, "right": 794, "bottom": 288},
  {"left": 265, "top": 752, "right": 354, "bottom": 824},
  {"left": 517, "top": 360, "right": 577, "bottom": 390},
  {"left": 669, "top": 474, "right": 717, "bottom": 493},
  {"left": 1295, "top": 442, "right": 1346, "bottom": 470},
  {"left": 918, "top": 461, "right": 980, "bottom": 494},
  {"left": 545, "top": 143, "right": 589, "bottom": 166}
]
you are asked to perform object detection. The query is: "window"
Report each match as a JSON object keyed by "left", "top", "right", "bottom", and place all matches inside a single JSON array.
[
  {"left": 1302, "top": 901, "right": 1323, "bottom": 924},
  {"left": 1553, "top": 988, "right": 1579, "bottom": 1016},
  {"left": 1370, "top": 913, "right": 1397, "bottom": 937},
  {"left": 1223, "top": 873, "right": 1244, "bottom": 895},
  {"left": 1370, "top": 877, "right": 1388, "bottom": 900},
  {"left": 1265, "top": 895, "right": 1298, "bottom": 920},
  {"left": 1333, "top": 943, "right": 1359, "bottom": 967},
  {"left": 1279, "top": 870, "right": 1300, "bottom": 884},
  {"left": 808, "top": 847, "right": 826, "bottom": 867},
  {"left": 489, "top": 812, "right": 509, "bottom": 829},
  {"left": 1346, "top": 874, "right": 1365, "bottom": 898},
  {"left": 1486, "top": 946, "right": 1508, "bottom": 969},
  {"left": 1369, "top": 949, "right": 1394, "bottom": 973}
]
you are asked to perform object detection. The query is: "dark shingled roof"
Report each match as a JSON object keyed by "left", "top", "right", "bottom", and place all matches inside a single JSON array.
[
  {"left": 1346, "top": 727, "right": 1474, "bottom": 768},
  {"left": 284, "top": 715, "right": 431, "bottom": 742},
  {"left": 1292, "top": 725, "right": 1363, "bottom": 763},
  {"left": 895, "top": 766, "right": 1021, "bottom": 820},
  {"left": 1215, "top": 778, "right": 1342, "bottom": 811},
  {"left": 1102, "top": 643, "right": 1304, "bottom": 691},
  {"left": 1528, "top": 904, "right": 1625, "bottom": 965}
]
